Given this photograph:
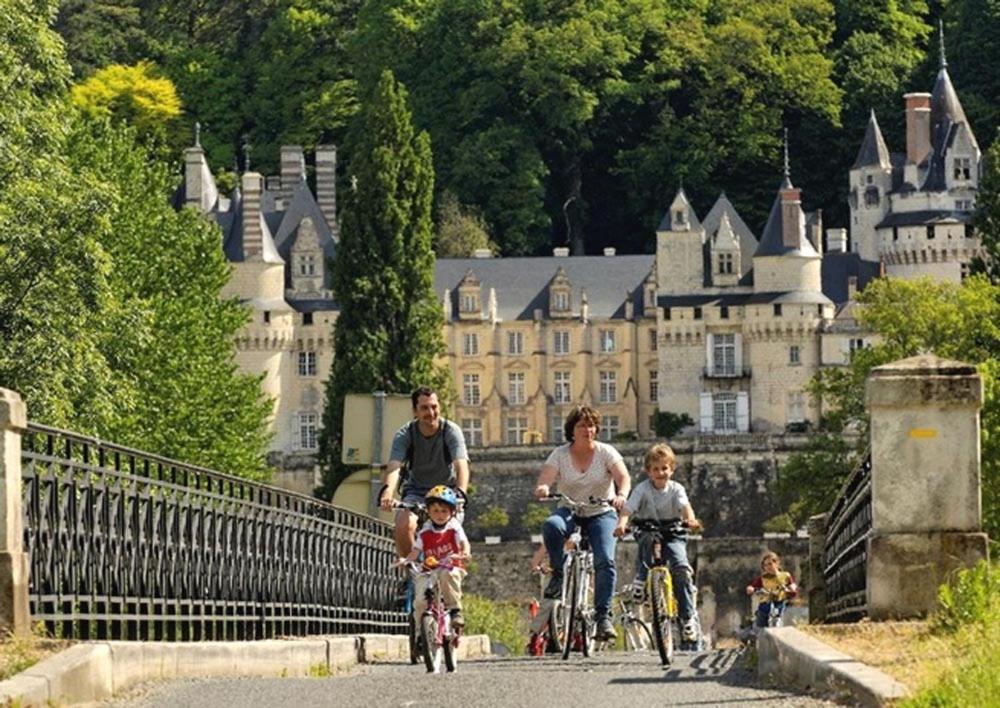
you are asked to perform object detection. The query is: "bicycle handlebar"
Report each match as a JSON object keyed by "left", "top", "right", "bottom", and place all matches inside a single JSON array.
[{"left": 540, "top": 493, "right": 612, "bottom": 508}]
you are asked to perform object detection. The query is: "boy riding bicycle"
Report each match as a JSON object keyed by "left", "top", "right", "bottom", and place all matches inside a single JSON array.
[
  {"left": 745, "top": 551, "right": 797, "bottom": 632},
  {"left": 398, "top": 486, "right": 471, "bottom": 628},
  {"left": 613, "top": 443, "right": 702, "bottom": 645}
]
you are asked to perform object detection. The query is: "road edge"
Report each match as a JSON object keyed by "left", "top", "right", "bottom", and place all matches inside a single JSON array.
[
  {"left": 0, "top": 634, "right": 492, "bottom": 706},
  {"left": 757, "top": 626, "right": 909, "bottom": 707}
]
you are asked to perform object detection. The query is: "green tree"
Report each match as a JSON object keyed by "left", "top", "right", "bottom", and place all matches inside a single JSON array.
[
  {"left": 773, "top": 276, "right": 1000, "bottom": 537},
  {"left": 70, "top": 61, "right": 183, "bottom": 147},
  {"left": 67, "top": 121, "right": 273, "bottom": 478},
  {"left": 318, "top": 70, "right": 449, "bottom": 498},
  {"left": 435, "top": 191, "right": 497, "bottom": 257},
  {"left": 55, "top": 0, "right": 149, "bottom": 78},
  {"left": 973, "top": 135, "right": 1000, "bottom": 283}
]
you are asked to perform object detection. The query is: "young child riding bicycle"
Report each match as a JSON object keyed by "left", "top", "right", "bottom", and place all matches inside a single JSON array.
[
  {"left": 398, "top": 486, "right": 471, "bottom": 628},
  {"left": 745, "top": 551, "right": 797, "bottom": 632},
  {"left": 613, "top": 443, "right": 702, "bottom": 645}
]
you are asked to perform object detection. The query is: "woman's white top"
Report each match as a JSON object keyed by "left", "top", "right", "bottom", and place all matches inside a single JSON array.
[{"left": 544, "top": 441, "right": 624, "bottom": 518}]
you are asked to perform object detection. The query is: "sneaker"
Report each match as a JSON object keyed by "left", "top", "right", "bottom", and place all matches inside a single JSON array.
[
  {"left": 596, "top": 617, "right": 617, "bottom": 641},
  {"left": 682, "top": 617, "right": 698, "bottom": 643},
  {"left": 543, "top": 574, "right": 563, "bottom": 599},
  {"left": 450, "top": 609, "right": 465, "bottom": 628}
]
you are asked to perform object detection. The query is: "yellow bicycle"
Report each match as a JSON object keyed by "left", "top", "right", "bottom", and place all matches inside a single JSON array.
[{"left": 632, "top": 519, "right": 691, "bottom": 665}]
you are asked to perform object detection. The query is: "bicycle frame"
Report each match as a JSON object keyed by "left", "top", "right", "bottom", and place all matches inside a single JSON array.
[{"left": 405, "top": 560, "right": 460, "bottom": 673}]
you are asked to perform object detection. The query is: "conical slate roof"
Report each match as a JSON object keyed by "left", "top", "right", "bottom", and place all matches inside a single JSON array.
[
  {"left": 753, "top": 179, "right": 819, "bottom": 259},
  {"left": 657, "top": 189, "right": 701, "bottom": 232},
  {"left": 852, "top": 110, "right": 891, "bottom": 169},
  {"left": 922, "top": 67, "right": 979, "bottom": 191}
]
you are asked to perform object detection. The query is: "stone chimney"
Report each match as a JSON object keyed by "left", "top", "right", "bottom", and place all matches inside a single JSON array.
[
  {"left": 553, "top": 247, "right": 570, "bottom": 257},
  {"left": 904, "top": 93, "right": 932, "bottom": 166},
  {"left": 280, "top": 146, "right": 306, "bottom": 206},
  {"left": 603, "top": 247, "right": 616, "bottom": 256},
  {"left": 848, "top": 276, "right": 858, "bottom": 299},
  {"left": 780, "top": 186, "right": 802, "bottom": 249},
  {"left": 826, "top": 228, "right": 848, "bottom": 253},
  {"left": 242, "top": 171, "right": 264, "bottom": 259},
  {"left": 316, "top": 145, "right": 338, "bottom": 235}
]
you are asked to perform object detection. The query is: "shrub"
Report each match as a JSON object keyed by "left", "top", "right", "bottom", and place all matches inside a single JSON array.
[
  {"left": 475, "top": 506, "right": 510, "bottom": 531},
  {"left": 654, "top": 412, "right": 694, "bottom": 438},
  {"left": 931, "top": 560, "right": 1000, "bottom": 634},
  {"left": 463, "top": 594, "right": 527, "bottom": 656},
  {"left": 521, "top": 504, "right": 551, "bottom": 533}
]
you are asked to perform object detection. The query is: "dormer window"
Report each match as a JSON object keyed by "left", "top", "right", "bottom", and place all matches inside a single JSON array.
[
  {"left": 549, "top": 267, "right": 572, "bottom": 317},
  {"left": 953, "top": 157, "right": 971, "bottom": 181},
  {"left": 461, "top": 293, "right": 478, "bottom": 313},
  {"left": 718, "top": 253, "right": 734, "bottom": 274},
  {"left": 554, "top": 291, "right": 569, "bottom": 311},
  {"left": 457, "top": 269, "right": 482, "bottom": 320},
  {"left": 290, "top": 217, "right": 323, "bottom": 296},
  {"left": 675, "top": 209, "right": 685, "bottom": 225},
  {"left": 298, "top": 254, "right": 317, "bottom": 276}
]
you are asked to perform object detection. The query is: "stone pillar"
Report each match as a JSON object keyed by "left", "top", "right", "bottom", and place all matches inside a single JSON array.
[
  {"left": 865, "top": 355, "right": 989, "bottom": 620},
  {"left": 807, "top": 513, "right": 828, "bottom": 623},
  {"left": 0, "top": 389, "right": 31, "bottom": 635}
]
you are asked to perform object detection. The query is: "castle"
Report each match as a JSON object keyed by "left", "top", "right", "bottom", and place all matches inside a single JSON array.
[{"left": 174, "top": 48, "right": 981, "bottom": 493}]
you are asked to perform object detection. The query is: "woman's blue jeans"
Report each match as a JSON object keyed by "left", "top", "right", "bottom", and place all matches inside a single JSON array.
[{"left": 542, "top": 508, "right": 617, "bottom": 620}]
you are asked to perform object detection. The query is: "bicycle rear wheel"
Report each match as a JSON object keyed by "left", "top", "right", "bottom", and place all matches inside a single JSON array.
[
  {"left": 421, "top": 612, "right": 444, "bottom": 673},
  {"left": 545, "top": 601, "right": 564, "bottom": 654},
  {"left": 408, "top": 614, "right": 420, "bottom": 664},
  {"left": 649, "top": 569, "right": 674, "bottom": 666},
  {"left": 444, "top": 621, "right": 457, "bottom": 672},
  {"left": 623, "top": 616, "right": 653, "bottom": 651}
]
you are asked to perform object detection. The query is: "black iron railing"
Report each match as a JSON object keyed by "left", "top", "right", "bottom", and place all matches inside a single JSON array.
[
  {"left": 822, "top": 451, "right": 872, "bottom": 622},
  {"left": 21, "top": 423, "right": 404, "bottom": 641}
]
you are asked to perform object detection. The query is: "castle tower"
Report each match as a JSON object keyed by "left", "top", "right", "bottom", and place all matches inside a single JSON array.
[
  {"left": 752, "top": 170, "right": 823, "bottom": 295},
  {"left": 848, "top": 110, "right": 893, "bottom": 261},
  {"left": 656, "top": 189, "right": 705, "bottom": 295}
]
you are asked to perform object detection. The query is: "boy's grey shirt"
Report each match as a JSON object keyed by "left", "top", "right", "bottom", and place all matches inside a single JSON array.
[
  {"left": 389, "top": 419, "right": 468, "bottom": 489},
  {"left": 625, "top": 479, "right": 689, "bottom": 520}
]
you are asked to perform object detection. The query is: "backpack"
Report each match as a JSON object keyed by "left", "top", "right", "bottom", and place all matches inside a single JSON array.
[{"left": 401, "top": 418, "right": 453, "bottom": 482}]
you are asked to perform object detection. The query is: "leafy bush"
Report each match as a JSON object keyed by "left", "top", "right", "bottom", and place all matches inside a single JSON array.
[
  {"left": 761, "top": 513, "right": 795, "bottom": 534},
  {"left": 931, "top": 560, "right": 1000, "bottom": 634},
  {"left": 521, "top": 504, "right": 551, "bottom": 532},
  {"left": 463, "top": 594, "right": 527, "bottom": 656},
  {"left": 654, "top": 412, "right": 694, "bottom": 439},
  {"left": 475, "top": 506, "right": 510, "bottom": 531}
]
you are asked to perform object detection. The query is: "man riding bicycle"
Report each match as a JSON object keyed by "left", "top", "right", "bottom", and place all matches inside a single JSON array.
[{"left": 380, "top": 386, "right": 470, "bottom": 558}]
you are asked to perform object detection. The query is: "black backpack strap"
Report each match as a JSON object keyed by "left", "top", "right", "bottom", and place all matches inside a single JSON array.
[{"left": 441, "top": 417, "right": 453, "bottom": 467}]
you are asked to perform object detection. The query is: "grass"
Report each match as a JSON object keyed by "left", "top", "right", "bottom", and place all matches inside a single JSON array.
[
  {"left": 804, "top": 561, "right": 1000, "bottom": 706},
  {"left": 0, "top": 626, "right": 68, "bottom": 681}
]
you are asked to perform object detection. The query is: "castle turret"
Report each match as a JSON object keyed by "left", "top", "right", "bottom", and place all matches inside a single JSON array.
[
  {"left": 183, "top": 126, "right": 219, "bottom": 214},
  {"left": 848, "top": 110, "right": 893, "bottom": 261},
  {"left": 656, "top": 189, "right": 705, "bottom": 295},
  {"left": 752, "top": 173, "right": 822, "bottom": 294}
]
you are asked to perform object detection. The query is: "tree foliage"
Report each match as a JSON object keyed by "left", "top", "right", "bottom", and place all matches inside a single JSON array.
[
  {"left": 318, "top": 70, "right": 449, "bottom": 498},
  {"left": 435, "top": 191, "right": 497, "bottom": 258}
]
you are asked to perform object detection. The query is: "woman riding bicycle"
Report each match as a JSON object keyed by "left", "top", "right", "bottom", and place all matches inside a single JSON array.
[{"left": 532, "top": 405, "right": 630, "bottom": 641}]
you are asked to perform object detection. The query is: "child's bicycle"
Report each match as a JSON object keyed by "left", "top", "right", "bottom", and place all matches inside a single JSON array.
[
  {"left": 527, "top": 566, "right": 564, "bottom": 656},
  {"left": 611, "top": 586, "right": 653, "bottom": 651},
  {"left": 400, "top": 555, "right": 462, "bottom": 673},
  {"left": 747, "top": 586, "right": 791, "bottom": 640},
  {"left": 392, "top": 500, "right": 429, "bottom": 665},
  {"left": 541, "top": 493, "right": 612, "bottom": 660},
  {"left": 630, "top": 518, "right": 699, "bottom": 665}
]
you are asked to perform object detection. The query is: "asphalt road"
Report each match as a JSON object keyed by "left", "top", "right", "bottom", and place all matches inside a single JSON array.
[{"left": 103, "top": 649, "right": 839, "bottom": 707}]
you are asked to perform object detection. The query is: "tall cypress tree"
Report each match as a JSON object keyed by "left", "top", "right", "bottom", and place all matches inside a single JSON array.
[{"left": 318, "top": 69, "right": 448, "bottom": 499}]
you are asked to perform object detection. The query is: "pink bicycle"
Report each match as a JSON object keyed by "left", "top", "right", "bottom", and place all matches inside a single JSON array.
[{"left": 402, "top": 557, "right": 461, "bottom": 673}]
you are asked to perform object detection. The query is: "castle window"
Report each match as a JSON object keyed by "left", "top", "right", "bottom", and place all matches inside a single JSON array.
[
  {"left": 553, "top": 330, "right": 570, "bottom": 355},
  {"left": 554, "top": 371, "right": 572, "bottom": 403},
  {"left": 718, "top": 253, "right": 734, "bottom": 274},
  {"left": 553, "top": 290, "right": 570, "bottom": 311},
  {"left": 893, "top": 227, "right": 898, "bottom": 242},
  {"left": 461, "top": 418, "right": 483, "bottom": 447},
  {"left": 953, "top": 157, "right": 972, "bottom": 181},
  {"left": 462, "top": 374, "right": 481, "bottom": 405},
  {"left": 600, "top": 416, "right": 620, "bottom": 441},
  {"left": 866, "top": 175, "right": 873, "bottom": 185},
  {"left": 720, "top": 306, "right": 729, "bottom": 319},
  {"left": 849, "top": 338, "right": 865, "bottom": 359},
  {"left": 773, "top": 304, "right": 782, "bottom": 317},
  {"left": 648, "top": 328, "right": 658, "bottom": 351},
  {"left": 693, "top": 307, "right": 702, "bottom": 320},
  {"left": 505, "top": 417, "right": 528, "bottom": 445},
  {"left": 461, "top": 293, "right": 477, "bottom": 313},
  {"left": 263, "top": 311, "right": 271, "bottom": 324},
  {"left": 508, "top": 331, "right": 524, "bottom": 355},
  {"left": 712, "top": 393, "right": 737, "bottom": 432},
  {"left": 675, "top": 210, "right": 685, "bottom": 225},
  {"left": 302, "top": 312, "right": 313, "bottom": 326},
  {"left": 298, "top": 254, "right": 316, "bottom": 276},
  {"left": 712, "top": 333, "right": 736, "bottom": 376},
  {"left": 789, "top": 345, "right": 800, "bottom": 365},
  {"left": 507, "top": 372, "right": 525, "bottom": 405},
  {"left": 599, "top": 329, "right": 616, "bottom": 353},
  {"left": 864, "top": 187, "right": 880, "bottom": 207},
  {"left": 927, "top": 225, "right": 935, "bottom": 240},
  {"left": 664, "top": 307, "right": 671, "bottom": 321},
  {"left": 463, "top": 332, "right": 479, "bottom": 356},
  {"left": 298, "top": 413, "right": 318, "bottom": 450},
  {"left": 298, "top": 351, "right": 317, "bottom": 376},
  {"left": 599, "top": 371, "right": 617, "bottom": 403},
  {"left": 649, "top": 370, "right": 658, "bottom": 402}
]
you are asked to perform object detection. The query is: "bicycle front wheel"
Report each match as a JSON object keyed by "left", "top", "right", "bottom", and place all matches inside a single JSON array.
[
  {"left": 649, "top": 568, "right": 674, "bottom": 666},
  {"left": 561, "top": 560, "right": 578, "bottom": 660},
  {"left": 421, "top": 612, "right": 444, "bottom": 673},
  {"left": 444, "top": 622, "right": 457, "bottom": 673}
]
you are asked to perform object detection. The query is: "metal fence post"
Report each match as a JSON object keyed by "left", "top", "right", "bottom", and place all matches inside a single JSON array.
[{"left": 0, "top": 389, "right": 31, "bottom": 635}]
